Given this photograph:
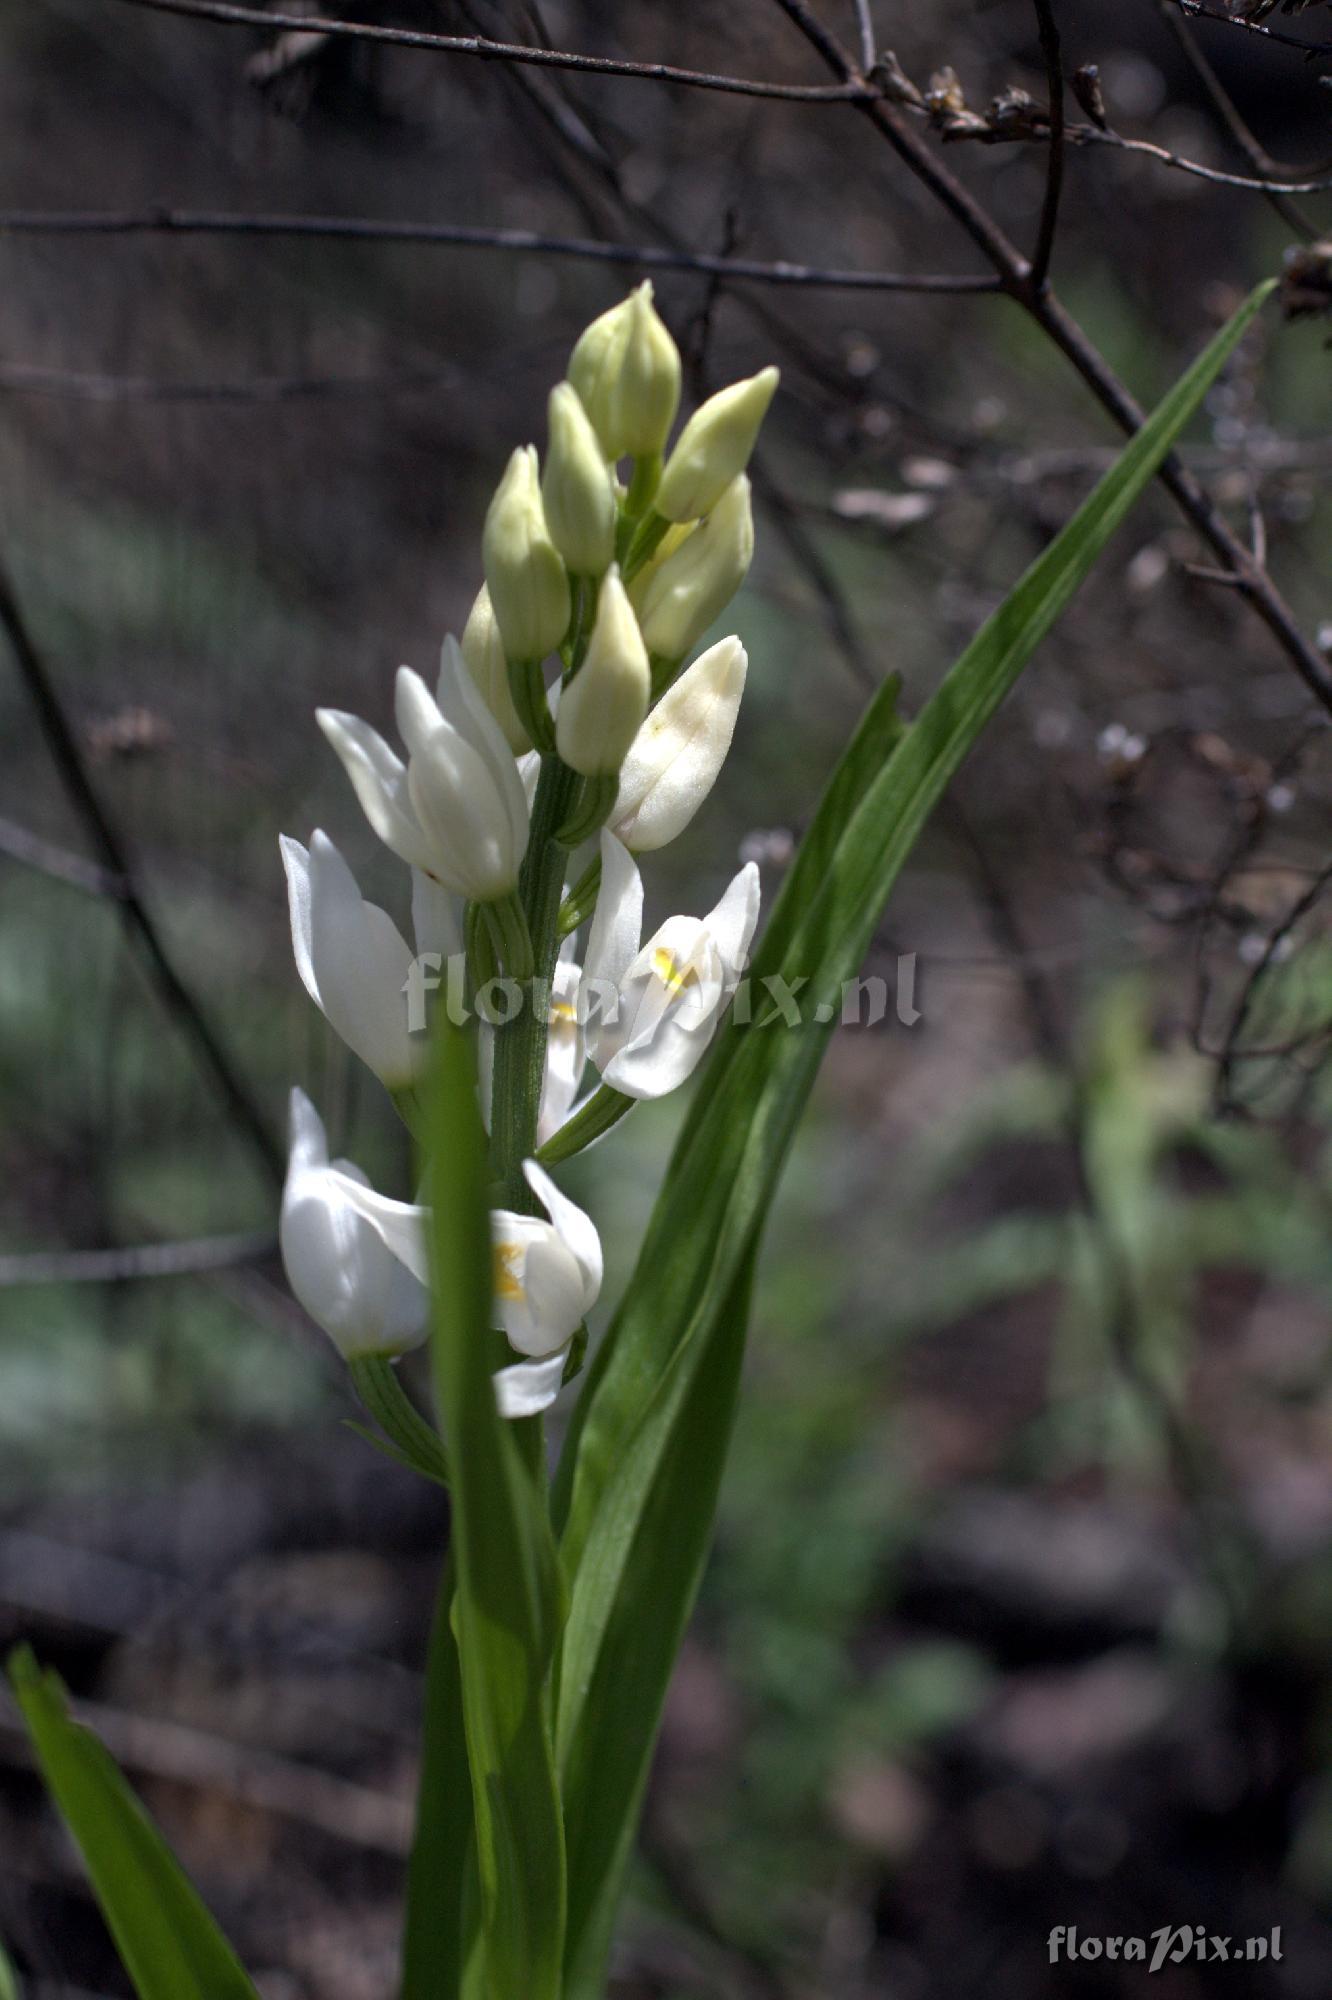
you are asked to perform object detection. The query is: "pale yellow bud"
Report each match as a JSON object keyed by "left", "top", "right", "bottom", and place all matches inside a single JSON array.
[
  {"left": 568, "top": 282, "right": 682, "bottom": 461},
  {"left": 655, "top": 367, "right": 779, "bottom": 523},
  {"left": 631, "top": 475, "right": 754, "bottom": 660},
  {"left": 615, "top": 282, "right": 681, "bottom": 458},
  {"left": 460, "top": 584, "right": 531, "bottom": 755},
  {"left": 568, "top": 296, "right": 634, "bottom": 458},
  {"left": 482, "top": 445, "right": 571, "bottom": 664},
  {"left": 542, "top": 383, "right": 618, "bottom": 577},
  {"left": 556, "top": 568, "right": 651, "bottom": 778}
]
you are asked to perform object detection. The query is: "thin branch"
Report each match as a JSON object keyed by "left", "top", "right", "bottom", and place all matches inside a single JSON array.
[
  {"left": 0, "top": 360, "right": 456, "bottom": 402},
  {"left": 1171, "top": 0, "right": 1332, "bottom": 59},
  {"left": 112, "top": 0, "right": 878, "bottom": 102},
  {"left": 849, "top": 0, "right": 876, "bottom": 73},
  {"left": 0, "top": 1231, "right": 275, "bottom": 1287},
  {"left": 0, "top": 207, "right": 998, "bottom": 292},
  {"left": 768, "top": 0, "right": 1332, "bottom": 722},
  {"left": 0, "top": 813, "right": 126, "bottom": 896},
  {"left": 1215, "top": 857, "right": 1332, "bottom": 1108},
  {"left": 0, "top": 557, "right": 284, "bottom": 1188},
  {"left": 1155, "top": 0, "right": 1319, "bottom": 236},
  {"left": 1030, "top": 0, "right": 1066, "bottom": 291}
]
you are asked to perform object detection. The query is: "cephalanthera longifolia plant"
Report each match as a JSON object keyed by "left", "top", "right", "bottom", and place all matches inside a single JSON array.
[{"left": 8, "top": 277, "right": 1274, "bottom": 2000}]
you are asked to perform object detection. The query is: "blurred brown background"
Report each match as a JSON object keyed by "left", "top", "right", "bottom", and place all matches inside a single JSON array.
[{"left": 3, "top": 1, "right": 1332, "bottom": 1994}]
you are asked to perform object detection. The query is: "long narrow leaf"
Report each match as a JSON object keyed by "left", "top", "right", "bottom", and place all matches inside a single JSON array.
[
  {"left": 424, "top": 1017, "right": 566, "bottom": 2000},
  {"left": 6, "top": 1648, "right": 260, "bottom": 2000},
  {"left": 555, "top": 281, "right": 1274, "bottom": 1993},
  {"left": 398, "top": 1558, "right": 479, "bottom": 2000}
]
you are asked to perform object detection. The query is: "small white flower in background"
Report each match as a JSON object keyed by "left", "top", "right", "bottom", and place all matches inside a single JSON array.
[
  {"left": 655, "top": 367, "right": 779, "bottom": 523},
  {"left": 317, "top": 639, "right": 530, "bottom": 901},
  {"left": 581, "top": 831, "right": 760, "bottom": 1100},
  {"left": 460, "top": 584, "right": 531, "bottom": 755},
  {"left": 612, "top": 636, "right": 748, "bottom": 853},
  {"left": 281, "top": 830, "right": 423, "bottom": 1088},
  {"left": 279, "top": 1089, "right": 430, "bottom": 1359},
  {"left": 333, "top": 1158, "right": 603, "bottom": 1420},
  {"left": 482, "top": 443, "right": 571, "bottom": 664},
  {"left": 555, "top": 567, "right": 651, "bottom": 778},
  {"left": 630, "top": 476, "right": 754, "bottom": 663}
]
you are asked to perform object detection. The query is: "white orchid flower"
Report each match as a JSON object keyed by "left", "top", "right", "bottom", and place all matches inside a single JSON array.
[
  {"left": 611, "top": 636, "right": 747, "bottom": 853},
  {"left": 581, "top": 831, "right": 760, "bottom": 1100},
  {"left": 333, "top": 1158, "right": 602, "bottom": 1419},
  {"left": 279, "top": 1089, "right": 430, "bottom": 1360},
  {"left": 280, "top": 830, "right": 423, "bottom": 1090},
  {"left": 317, "top": 638, "right": 530, "bottom": 902}
]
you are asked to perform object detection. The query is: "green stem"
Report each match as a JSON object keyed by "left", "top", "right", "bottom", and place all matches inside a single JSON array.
[
  {"left": 622, "top": 510, "right": 670, "bottom": 583},
  {"left": 349, "top": 1354, "right": 450, "bottom": 1486},
  {"left": 556, "top": 770, "right": 619, "bottom": 848},
  {"left": 535, "top": 1082, "right": 634, "bottom": 1166},
  {"left": 488, "top": 754, "right": 580, "bottom": 1209},
  {"left": 623, "top": 452, "right": 662, "bottom": 521},
  {"left": 558, "top": 855, "right": 603, "bottom": 938},
  {"left": 481, "top": 889, "right": 534, "bottom": 982}
]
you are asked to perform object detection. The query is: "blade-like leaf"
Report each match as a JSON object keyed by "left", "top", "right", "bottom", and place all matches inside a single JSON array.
[
  {"left": 0, "top": 1935, "right": 21, "bottom": 2000},
  {"left": 424, "top": 1015, "right": 566, "bottom": 2000},
  {"left": 399, "top": 1558, "right": 479, "bottom": 2000},
  {"left": 554, "top": 281, "right": 1275, "bottom": 1994},
  {"left": 6, "top": 1647, "right": 260, "bottom": 2000}
]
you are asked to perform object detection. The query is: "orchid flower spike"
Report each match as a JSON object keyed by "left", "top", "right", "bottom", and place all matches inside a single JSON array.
[
  {"left": 317, "top": 638, "right": 530, "bottom": 902},
  {"left": 279, "top": 1089, "right": 430, "bottom": 1360},
  {"left": 611, "top": 636, "right": 747, "bottom": 853},
  {"left": 280, "top": 830, "right": 424, "bottom": 1089},
  {"left": 581, "top": 831, "right": 760, "bottom": 1100},
  {"left": 332, "top": 1159, "right": 602, "bottom": 1420}
]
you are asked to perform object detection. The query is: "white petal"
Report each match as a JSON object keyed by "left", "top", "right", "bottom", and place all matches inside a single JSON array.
[
  {"left": 613, "top": 636, "right": 747, "bottom": 852},
  {"left": 332, "top": 1174, "right": 432, "bottom": 1287},
  {"left": 317, "top": 708, "right": 436, "bottom": 872},
  {"left": 582, "top": 832, "right": 643, "bottom": 1072},
  {"left": 523, "top": 1158, "right": 603, "bottom": 1307},
  {"left": 305, "top": 832, "right": 418, "bottom": 1085},
  {"left": 704, "top": 861, "right": 761, "bottom": 986},
  {"left": 437, "top": 640, "right": 532, "bottom": 864},
  {"left": 411, "top": 867, "right": 462, "bottom": 961},
  {"left": 279, "top": 838, "right": 321, "bottom": 1011},
  {"left": 280, "top": 1109, "right": 428, "bottom": 1357},
  {"left": 286, "top": 1086, "right": 330, "bottom": 1174},
  {"left": 494, "top": 1348, "right": 569, "bottom": 1419},
  {"left": 538, "top": 959, "right": 585, "bottom": 1146},
  {"left": 516, "top": 1234, "right": 590, "bottom": 1353}
]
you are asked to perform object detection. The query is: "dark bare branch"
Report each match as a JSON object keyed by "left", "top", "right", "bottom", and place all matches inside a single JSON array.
[{"left": 0, "top": 206, "right": 999, "bottom": 293}]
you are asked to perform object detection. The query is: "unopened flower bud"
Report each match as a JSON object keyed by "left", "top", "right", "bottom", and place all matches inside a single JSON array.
[
  {"left": 461, "top": 584, "right": 531, "bottom": 754},
  {"left": 614, "top": 282, "right": 681, "bottom": 458},
  {"left": 568, "top": 281, "right": 681, "bottom": 461},
  {"left": 568, "top": 294, "right": 634, "bottom": 458},
  {"left": 612, "top": 635, "right": 747, "bottom": 852},
  {"left": 542, "top": 383, "right": 618, "bottom": 577},
  {"left": 655, "top": 367, "right": 779, "bottom": 522},
  {"left": 631, "top": 475, "right": 753, "bottom": 660},
  {"left": 556, "top": 567, "right": 650, "bottom": 778},
  {"left": 482, "top": 444, "right": 570, "bottom": 663}
]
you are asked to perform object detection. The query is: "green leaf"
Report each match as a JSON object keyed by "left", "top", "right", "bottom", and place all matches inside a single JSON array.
[
  {"left": 423, "top": 1015, "right": 566, "bottom": 2000},
  {"left": 553, "top": 280, "right": 1275, "bottom": 1993},
  {"left": 0, "top": 1935, "right": 21, "bottom": 2000},
  {"left": 6, "top": 1647, "right": 259, "bottom": 2000},
  {"left": 399, "top": 1558, "right": 481, "bottom": 2000}
]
